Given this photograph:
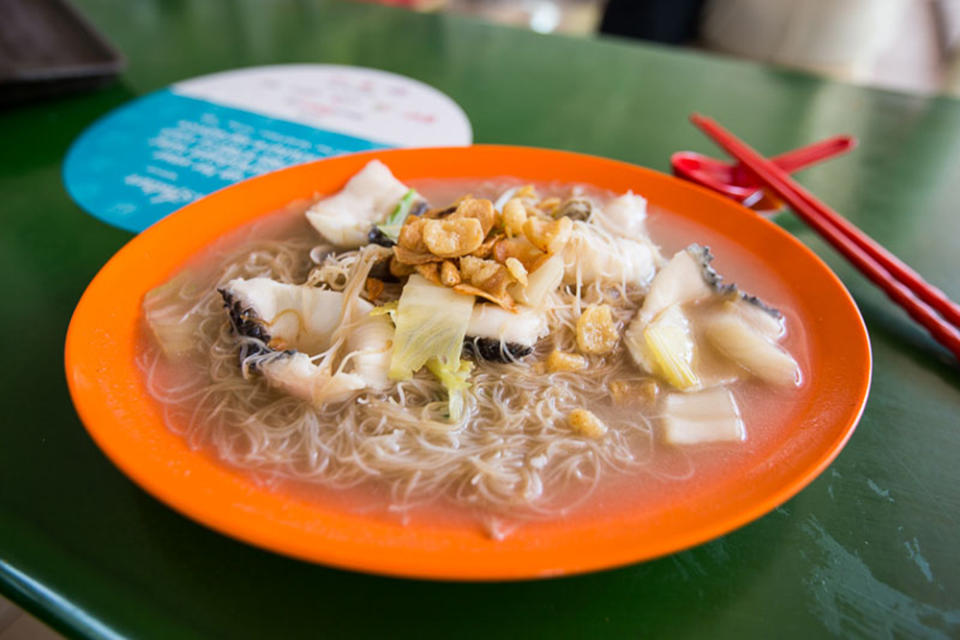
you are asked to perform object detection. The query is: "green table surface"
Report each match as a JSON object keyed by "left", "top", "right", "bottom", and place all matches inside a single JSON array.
[{"left": 2, "top": 1, "right": 959, "bottom": 638}]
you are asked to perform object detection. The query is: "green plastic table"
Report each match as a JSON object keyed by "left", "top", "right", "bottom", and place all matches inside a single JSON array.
[{"left": 2, "top": 1, "right": 958, "bottom": 638}]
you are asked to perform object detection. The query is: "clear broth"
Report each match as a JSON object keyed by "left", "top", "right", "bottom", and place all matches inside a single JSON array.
[{"left": 140, "top": 178, "right": 810, "bottom": 538}]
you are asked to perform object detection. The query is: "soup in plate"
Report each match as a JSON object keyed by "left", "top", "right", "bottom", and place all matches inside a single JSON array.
[{"left": 141, "top": 160, "right": 805, "bottom": 536}]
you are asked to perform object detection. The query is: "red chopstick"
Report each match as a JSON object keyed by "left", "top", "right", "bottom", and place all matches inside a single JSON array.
[{"left": 690, "top": 114, "right": 960, "bottom": 361}]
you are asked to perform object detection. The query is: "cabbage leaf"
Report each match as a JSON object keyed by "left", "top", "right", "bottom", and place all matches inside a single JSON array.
[{"left": 388, "top": 275, "right": 476, "bottom": 420}]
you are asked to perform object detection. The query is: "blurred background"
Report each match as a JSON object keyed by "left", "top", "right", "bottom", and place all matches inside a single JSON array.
[
  {"left": 4, "top": 0, "right": 960, "bottom": 104},
  {"left": 372, "top": 0, "right": 960, "bottom": 96}
]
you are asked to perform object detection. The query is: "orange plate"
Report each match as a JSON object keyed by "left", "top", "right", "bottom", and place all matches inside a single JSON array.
[{"left": 65, "top": 146, "right": 871, "bottom": 580}]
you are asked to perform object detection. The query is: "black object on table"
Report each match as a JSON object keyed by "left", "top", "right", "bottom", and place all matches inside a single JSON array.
[{"left": 0, "top": 0, "right": 123, "bottom": 106}]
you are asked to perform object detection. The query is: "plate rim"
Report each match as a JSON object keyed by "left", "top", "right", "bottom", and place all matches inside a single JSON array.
[{"left": 64, "top": 144, "right": 872, "bottom": 580}]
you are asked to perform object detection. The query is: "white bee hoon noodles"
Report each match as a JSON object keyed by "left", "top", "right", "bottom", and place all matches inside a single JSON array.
[{"left": 140, "top": 174, "right": 802, "bottom": 529}]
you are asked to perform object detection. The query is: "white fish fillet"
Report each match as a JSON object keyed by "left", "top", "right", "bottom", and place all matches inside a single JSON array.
[
  {"left": 306, "top": 160, "right": 409, "bottom": 248},
  {"left": 221, "top": 277, "right": 394, "bottom": 404}
]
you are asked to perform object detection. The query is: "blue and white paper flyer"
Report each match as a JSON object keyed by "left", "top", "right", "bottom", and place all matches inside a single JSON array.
[{"left": 64, "top": 64, "right": 472, "bottom": 232}]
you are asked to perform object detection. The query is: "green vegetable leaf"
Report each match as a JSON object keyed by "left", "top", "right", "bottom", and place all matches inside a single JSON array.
[
  {"left": 389, "top": 275, "right": 476, "bottom": 422},
  {"left": 643, "top": 304, "right": 700, "bottom": 389},
  {"left": 388, "top": 275, "right": 475, "bottom": 380},
  {"left": 376, "top": 189, "right": 419, "bottom": 242},
  {"left": 369, "top": 300, "right": 398, "bottom": 324},
  {"left": 426, "top": 357, "right": 474, "bottom": 422}
]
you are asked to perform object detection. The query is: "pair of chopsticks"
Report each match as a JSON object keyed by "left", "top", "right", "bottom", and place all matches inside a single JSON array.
[{"left": 691, "top": 114, "right": 960, "bottom": 361}]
